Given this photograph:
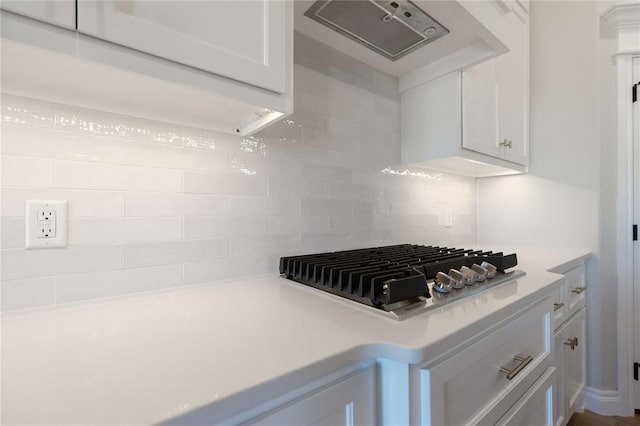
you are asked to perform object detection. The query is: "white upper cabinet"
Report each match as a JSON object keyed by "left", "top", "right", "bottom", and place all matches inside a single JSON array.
[
  {"left": 1, "top": 1, "right": 292, "bottom": 135},
  {"left": 463, "top": 1, "right": 530, "bottom": 166},
  {"left": 0, "top": 0, "right": 75, "bottom": 29},
  {"left": 462, "top": 59, "right": 501, "bottom": 160},
  {"left": 401, "top": 1, "right": 529, "bottom": 177},
  {"left": 77, "top": 1, "right": 287, "bottom": 94}
]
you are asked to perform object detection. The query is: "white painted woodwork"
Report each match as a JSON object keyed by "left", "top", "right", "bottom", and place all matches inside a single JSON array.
[
  {"left": 247, "top": 366, "right": 376, "bottom": 426},
  {"left": 78, "top": 1, "right": 287, "bottom": 94},
  {"left": 0, "top": 7, "right": 293, "bottom": 136},
  {"left": 555, "top": 309, "right": 587, "bottom": 423},
  {"left": 554, "top": 333, "right": 566, "bottom": 426},
  {"left": 0, "top": 0, "right": 75, "bottom": 29},
  {"left": 462, "top": 60, "right": 501, "bottom": 158},
  {"left": 401, "top": 1, "right": 529, "bottom": 178},
  {"left": 551, "top": 259, "right": 588, "bottom": 425},
  {"left": 401, "top": 72, "right": 527, "bottom": 177},
  {"left": 633, "top": 55, "right": 640, "bottom": 412},
  {"left": 462, "top": 3, "right": 529, "bottom": 166},
  {"left": 421, "top": 301, "right": 552, "bottom": 425},
  {"left": 377, "top": 359, "right": 411, "bottom": 426},
  {"left": 495, "top": 367, "right": 555, "bottom": 426},
  {"left": 497, "top": 4, "right": 529, "bottom": 165},
  {"left": 564, "top": 264, "right": 586, "bottom": 318},
  {"left": 602, "top": 1, "right": 640, "bottom": 414}
]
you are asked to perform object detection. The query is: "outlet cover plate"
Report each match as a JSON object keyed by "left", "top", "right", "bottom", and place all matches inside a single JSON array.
[{"left": 25, "top": 200, "right": 68, "bottom": 249}]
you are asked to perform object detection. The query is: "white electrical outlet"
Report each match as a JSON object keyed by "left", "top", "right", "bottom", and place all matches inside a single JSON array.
[{"left": 25, "top": 200, "right": 67, "bottom": 249}]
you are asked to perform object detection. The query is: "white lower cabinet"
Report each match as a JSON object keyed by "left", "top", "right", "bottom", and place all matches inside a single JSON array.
[
  {"left": 554, "top": 308, "right": 587, "bottom": 425},
  {"left": 217, "top": 289, "right": 569, "bottom": 425},
  {"left": 420, "top": 300, "right": 553, "bottom": 425},
  {"left": 245, "top": 366, "right": 376, "bottom": 426}
]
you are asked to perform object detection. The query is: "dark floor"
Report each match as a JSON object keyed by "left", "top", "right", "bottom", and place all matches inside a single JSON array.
[{"left": 567, "top": 410, "right": 640, "bottom": 425}]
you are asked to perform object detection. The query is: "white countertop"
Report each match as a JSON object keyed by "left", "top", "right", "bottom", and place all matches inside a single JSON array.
[{"left": 1, "top": 247, "right": 590, "bottom": 425}]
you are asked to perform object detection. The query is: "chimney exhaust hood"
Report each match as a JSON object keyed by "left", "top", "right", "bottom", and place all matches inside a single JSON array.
[{"left": 303, "top": 0, "right": 449, "bottom": 61}]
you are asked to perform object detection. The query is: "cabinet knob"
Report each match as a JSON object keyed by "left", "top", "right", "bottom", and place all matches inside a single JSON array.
[
  {"left": 564, "top": 337, "right": 578, "bottom": 350},
  {"left": 571, "top": 287, "right": 586, "bottom": 294},
  {"left": 553, "top": 302, "right": 565, "bottom": 312}
]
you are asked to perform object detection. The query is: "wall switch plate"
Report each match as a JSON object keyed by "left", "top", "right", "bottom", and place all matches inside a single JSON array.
[
  {"left": 25, "top": 200, "right": 67, "bottom": 249},
  {"left": 445, "top": 207, "right": 453, "bottom": 228}
]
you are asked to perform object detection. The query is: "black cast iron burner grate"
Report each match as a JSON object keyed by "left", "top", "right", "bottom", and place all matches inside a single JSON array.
[{"left": 279, "top": 244, "right": 518, "bottom": 310}]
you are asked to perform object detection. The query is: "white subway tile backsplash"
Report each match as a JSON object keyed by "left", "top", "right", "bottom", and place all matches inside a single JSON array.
[
  {"left": 1, "top": 245, "right": 125, "bottom": 281},
  {"left": 65, "top": 217, "right": 183, "bottom": 245},
  {"left": 1, "top": 187, "right": 125, "bottom": 217},
  {"left": 1, "top": 277, "right": 56, "bottom": 311},
  {"left": 124, "top": 217, "right": 183, "bottom": 243},
  {"left": 182, "top": 126, "right": 240, "bottom": 152},
  {"left": 229, "top": 233, "right": 300, "bottom": 258},
  {"left": 54, "top": 104, "right": 182, "bottom": 144},
  {"left": 184, "top": 216, "right": 267, "bottom": 239},
  {"left": 54, "top": 161, "right": 182, "bottom": 192},
  {"left": 1, "top": 94, "right": 53, "bottom": 128},
  {"left": 126, "top": 239, "right": 227, "bottom": 268},
  {"left": 1, "top": 124, "right": 125, "bottom": 163},
  {"left": 268, "top": 216, "right": 329, "bottom": 234},
  {"left": 68, "top": 218, "right": 127, "bottom": 245},
  {"left": 301, "top": 232, "right": 351, "bottom": 253},
  {"left": 126, "top": 141, "right": 228, "bottom": 172},
  {"left": 301, "top": 198, "right": 353, "bottom": 216},
  {"left": 0, "top": 54, "right": 477, "bottom": 310},
  {"left": 184, "top": 172, "right": 268, "bottom": 196},
  {"left": 229, "top": 196, "right": 300, "bottom": 216},
  {"left": 56, "top": 265, "right": 183, "bottom": 304},
  {"left": 268, "top": 178, "right": 328, "bottom": 198},
  {"left": 1, "top": 156, "right": 53, "bottom": 187},
  {"left": 1, "top": 218, "right": 25, "bottom": 249},
  {"left": 126, "top": 192, "right": 228, "bottom": 217},
  {"left": 184, "top": 256, "right": 269, "bottom": 285}
]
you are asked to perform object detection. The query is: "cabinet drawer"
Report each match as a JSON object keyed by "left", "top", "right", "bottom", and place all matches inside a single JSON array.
[
  {"left": 245, "top": 366, "right": 376, "bottom": 426},
  {"left": 565, "top": 264, "right": 586, "bottom": 317},
  {"left": 552, "top": 282, "right": 568, "bottom": 330},
  {"left": 421, "top": 300, "right": 552, "bottom": 425},
  {"left": 496, "top": 367, "right": 555, "bottom": 426}
]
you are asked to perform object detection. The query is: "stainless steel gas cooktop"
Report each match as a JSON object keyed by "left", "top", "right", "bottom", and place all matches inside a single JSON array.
[{"left": 279, "top": 244, "right": 525, "bottom": 320}]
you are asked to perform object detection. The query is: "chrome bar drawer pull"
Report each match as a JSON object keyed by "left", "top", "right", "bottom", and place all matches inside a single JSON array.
[
  {"left": 499, "top": 355, "right": 533, "bottom": 380},
  {"left": 571, "top": 287, "right": 586, "bottom": 294},
  {"left": 553, "top": 302, "right": 565, "bottom": 312}
]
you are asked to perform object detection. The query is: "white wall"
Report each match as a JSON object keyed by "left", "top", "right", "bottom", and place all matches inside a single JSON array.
[
  {"left": 0, "top": 35, "right": 477, "bottom": 311},
  {"left": 478, "top": 1, "right": 617, "bottom": 392}
]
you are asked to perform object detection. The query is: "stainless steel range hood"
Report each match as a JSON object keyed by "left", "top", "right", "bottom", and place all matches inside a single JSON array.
[{"left": 303, "top": 0, "right": 449, "bottom": 61}]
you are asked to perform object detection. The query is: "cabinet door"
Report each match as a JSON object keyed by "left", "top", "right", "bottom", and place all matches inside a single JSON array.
[
  {"left": 247, "top": 366, "right": 376, "bottom": 426},
  {"left": 422, "top": 301, "right": 551, "bottom": 425},
  {"left": 563, "top": 309, "right": 587, "bottom": 419},
  {"left": 553, "top": 331, "right": 566, "bottom": 426},
  {"left": 497, "top": 6, "right": 529, "bottom": 166},
  {"left": 77, "top": 1, "right": 288, "bottom": 93},
  {"left": 462, "top": 59, "right": 501, "bottom": 159},
  {"left": 1, "top": 0, "right": 75, "bottom": 29}
]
